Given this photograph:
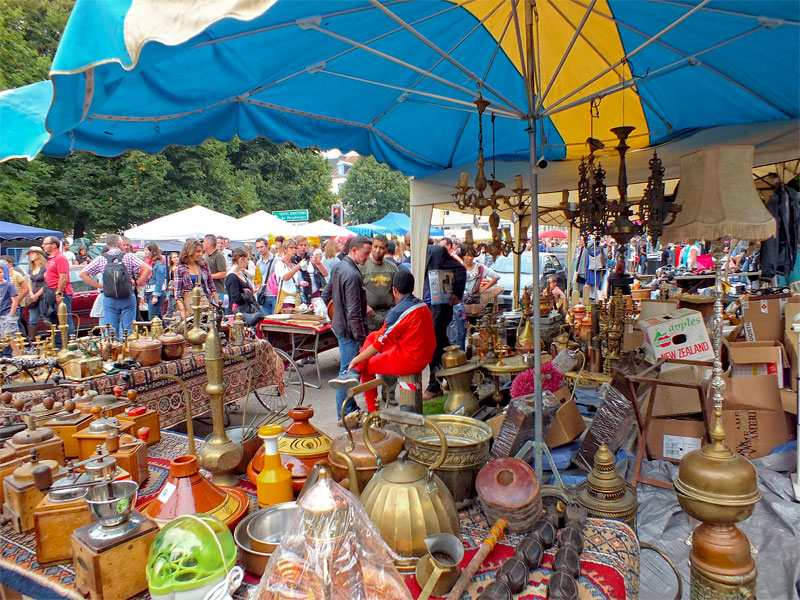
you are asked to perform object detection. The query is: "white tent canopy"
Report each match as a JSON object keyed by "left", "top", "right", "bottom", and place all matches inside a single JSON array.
[
  {"left": 125, "top": 205, "right": 239, "bottom": 250},
  {"left": 232, "top": 210, "right": 296, "bottom": 243},
  {"left": 292, "top": 220, "right": 355, "bottom": 239}
]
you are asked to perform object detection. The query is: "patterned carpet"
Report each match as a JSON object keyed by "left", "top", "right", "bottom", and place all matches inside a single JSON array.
[{"left": 0, "top": 432, "right": 639, "bottom": 600}]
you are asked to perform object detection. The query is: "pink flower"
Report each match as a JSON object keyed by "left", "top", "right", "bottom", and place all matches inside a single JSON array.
[{"left": 510, "top": 360, "right": 564, "bottom": 398}]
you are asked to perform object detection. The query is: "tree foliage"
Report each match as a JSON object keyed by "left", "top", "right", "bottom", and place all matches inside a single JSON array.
[
  {"left": 338, "top": 156, "right": 410, "bottom": 224},
  {"left": 0, "top": 0, "right": 335, "bottom": 237}
]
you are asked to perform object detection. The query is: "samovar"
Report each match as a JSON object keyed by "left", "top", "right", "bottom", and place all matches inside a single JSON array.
[
  {"left": 198, "top": 312, "right": 243, "bottom": 487},
  {"left": 575, "top": 443, "right": 637, "bottom": 529}
]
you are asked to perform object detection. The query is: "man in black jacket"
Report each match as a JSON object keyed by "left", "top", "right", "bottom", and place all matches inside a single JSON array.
[
  {"left": 422, "top": 244, "right": 466, "bottom": 400},
  {"left": 322, "top": 235, "right": 372, "bottom": 421}
]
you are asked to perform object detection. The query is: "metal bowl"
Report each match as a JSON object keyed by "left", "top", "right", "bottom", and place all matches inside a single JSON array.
[
  {"left": 84, "top": 480, "right": 138, "bottom": 527},
  {"left": 234, "top": 511, "right": 271, "bottom": 576},
  {"left": 246, "top": 501, "right": 297, "bottom": 554}
]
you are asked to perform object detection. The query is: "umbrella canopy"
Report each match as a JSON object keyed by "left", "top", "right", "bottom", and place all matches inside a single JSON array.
[
  {"left": 0, "top": 220, "right": 62, "bottom": 243},
  {"left": 233, "top": 210, "right": 296, "bottom": 242},
  {"left": 293, "top": 220, "right": 355, "bottom": 239},
  {"left": 1, "top": 1, "right": 797, "bottom": 177},
  {"left": 540, "top": 229, "right": 567, "bottom": 240},
  {"left": 125, "top": 205, "right": 240, "bottom": 247},
  {"left": 371, "top": 212, "right": 411, "bottom": 235}
]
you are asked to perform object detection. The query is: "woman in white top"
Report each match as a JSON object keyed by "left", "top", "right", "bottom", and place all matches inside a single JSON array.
[{"left": 274, "top": 239, "right": 307, "bottom": 309}]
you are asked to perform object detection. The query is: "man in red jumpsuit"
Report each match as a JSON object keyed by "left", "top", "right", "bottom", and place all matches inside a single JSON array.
[{"left": 329, "top": 270, "right": 435, "bottom": 412}]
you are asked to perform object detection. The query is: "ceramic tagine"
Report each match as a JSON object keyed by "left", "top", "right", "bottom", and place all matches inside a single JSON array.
[
  {"left": 142, "top": 455, "right": 250, "bottom": 531},
  {"left": 247, "top": 406, "right": 332, "bottom": 492}
]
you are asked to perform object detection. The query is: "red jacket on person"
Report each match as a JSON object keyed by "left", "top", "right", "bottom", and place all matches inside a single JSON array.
[{"left": 371, "top": 295, "right": 436, "bottom": 366}]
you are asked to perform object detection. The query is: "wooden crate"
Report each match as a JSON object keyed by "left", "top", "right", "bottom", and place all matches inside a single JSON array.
[{"left": 34, "top": 494, "right": 92, "bottom": 564}]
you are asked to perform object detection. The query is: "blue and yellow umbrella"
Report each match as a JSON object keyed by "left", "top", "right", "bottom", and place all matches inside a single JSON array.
[{"left": 1, "top": 0, "right": 798, "bottom": 174}]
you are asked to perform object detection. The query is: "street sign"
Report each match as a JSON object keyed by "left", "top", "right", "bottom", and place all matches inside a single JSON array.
[{"left": 273, "top": 209, "right": 309, "bottom": 222}]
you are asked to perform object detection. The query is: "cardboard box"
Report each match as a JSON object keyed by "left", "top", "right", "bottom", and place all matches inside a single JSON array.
[
  {"left": 783, "top": 297, "right": 800, "bottom": 391},
  {"left": 740, "top": 294, "right": 785, "bottom": 342},
  {"left": 624, "top": 300, "right": 681, "bottom": 353},
  {"left": 707, "top": 374, "right": 791, "bottom": 459},
  {"left": 639, "top": 308, "right": 715, "bottom": 363},
  {"left": 428, "top": 269, "right": 454, "bottom": 304},
  {"left": 646, "top": 418, "right": 706, "bottom": 462},
  {"left": 779, "top": 388, "right": 797, "bottom": 415},
  {"left": 724, "top": 339, "right": 787, "bottom": 387},
  {"left": 652, "top": 364, "right": 709, "bottom": 417},
  {"left": 545, "top": 399, "right": 586, "bottom": 448}
]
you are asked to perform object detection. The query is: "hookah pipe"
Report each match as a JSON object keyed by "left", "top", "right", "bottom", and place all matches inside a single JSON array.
[{"left": 445, "top": 519, "right": 507, "bottom": 600}]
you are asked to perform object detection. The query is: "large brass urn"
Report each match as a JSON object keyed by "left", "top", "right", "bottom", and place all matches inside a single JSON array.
[{"left": 673, "top": 254, "right": 761, "bottom": 600}]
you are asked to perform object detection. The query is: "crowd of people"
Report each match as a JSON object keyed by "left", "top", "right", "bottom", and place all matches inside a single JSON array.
[{"left": 1, "top": 226, "right": 766, "bottom": 426}]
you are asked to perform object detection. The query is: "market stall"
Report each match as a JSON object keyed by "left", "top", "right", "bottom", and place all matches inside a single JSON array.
[{"left": 1, "top": 2, "right": 799, "bottom": 599}]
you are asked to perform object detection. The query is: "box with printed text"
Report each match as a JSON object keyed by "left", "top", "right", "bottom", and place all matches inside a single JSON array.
[{"left": 639, "top": 308, "right": 715, "bottom": 363}]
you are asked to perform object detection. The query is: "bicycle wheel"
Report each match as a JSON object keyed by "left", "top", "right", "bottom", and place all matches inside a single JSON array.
[{"left": 255, "top": 347, "right": 305, "bottom": 412}]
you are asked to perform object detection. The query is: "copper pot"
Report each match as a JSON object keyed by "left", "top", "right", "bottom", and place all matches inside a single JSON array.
[
  {"left": 128, "top": 337, "right": 162, "bottom": 366},
  {"left": 328, "top": 425, "right": 404, "bottom": 492},
  {"left": 158, "top": 332, "right": 186, "bottom": 360}
]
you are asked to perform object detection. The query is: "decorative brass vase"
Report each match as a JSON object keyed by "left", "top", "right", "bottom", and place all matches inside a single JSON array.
[
  {"left": 575, "top": 443, "right": 637, "bottom": 529},
  {"left": 185, "top": 287, "right": 207, "bottom": 354},
  {"left": 198, "top": 314, "right": 243, "bottom": 487}
]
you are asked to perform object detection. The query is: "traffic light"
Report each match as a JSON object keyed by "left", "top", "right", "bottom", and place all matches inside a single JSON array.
[{"left": 331, "top": 204, "right": 344, "bottom": 226}]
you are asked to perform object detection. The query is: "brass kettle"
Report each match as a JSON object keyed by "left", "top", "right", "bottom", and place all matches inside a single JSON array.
[{"left": 338, "top": 409, "right": 460, "bottom": 572}]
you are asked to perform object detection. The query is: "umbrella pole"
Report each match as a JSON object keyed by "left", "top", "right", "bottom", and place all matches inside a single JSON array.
[{"left": 525, "top": 0, "right": 563, "bottom": 487}]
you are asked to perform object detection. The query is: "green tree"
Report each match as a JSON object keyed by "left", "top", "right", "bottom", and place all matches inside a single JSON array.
[
  {"left": 227, "top": 138, "right": 335, "bottom": 220},
  {"left": 338, "top": 156, "right": 409, "bottom": 224}
]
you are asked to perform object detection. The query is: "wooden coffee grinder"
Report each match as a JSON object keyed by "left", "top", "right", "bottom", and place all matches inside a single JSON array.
[
  {"left": 1, "top": 449, "right": 67, "bottom": 533},
  {"left": 34, "top": 451, "right": 129, "bottom": 565},
  {"left": 71, "top": 479, "right": 158, "bottom": 600},
  {"left": 44, "top": 399, "right": 93, "bottom": 458}
]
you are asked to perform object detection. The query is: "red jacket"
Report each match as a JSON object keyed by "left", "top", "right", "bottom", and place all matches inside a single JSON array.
[{"left": 372, "top": 297, "right": 435, "bottom": 364}]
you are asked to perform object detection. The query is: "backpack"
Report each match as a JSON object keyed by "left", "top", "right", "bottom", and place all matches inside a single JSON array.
[{"left": 103, "top": 254, "right": 132, "bottom": 299}]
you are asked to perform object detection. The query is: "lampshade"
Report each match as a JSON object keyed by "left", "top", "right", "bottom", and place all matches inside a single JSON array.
[{"left": 661, "top": 146, "right": 776, "bottom": 244}]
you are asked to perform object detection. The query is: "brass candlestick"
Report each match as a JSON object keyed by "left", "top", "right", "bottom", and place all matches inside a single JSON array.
[{"left": 197, "top": 314, "right": 243, "bottom": 487}]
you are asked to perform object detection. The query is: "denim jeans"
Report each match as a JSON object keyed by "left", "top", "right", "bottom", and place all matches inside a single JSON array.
[
  {"left": 27, "top": 302, "right": 42, "bottom": 340},
  {"left": 261, "top": 296, "right": 277, "bottom": 316},
  {"left": 334, "top": 332, "right": 360, "bottom": 419},
  {"left": 103, "top": 294, "right": 137, "bottom": 337},
  {"left": 146, "top": 293, "right": 163, "bottom": 320}
]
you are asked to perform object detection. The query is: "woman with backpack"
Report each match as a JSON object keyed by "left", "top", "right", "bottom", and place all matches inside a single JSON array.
[
  {"left": 225, "top": 248, "right": 263, "bottom": 326},
  {"left": 174, "top": 238, "right": 217, "bottom": 319},
  {"left": 144, "top": 243, "right": 167, "bottom": 320}
]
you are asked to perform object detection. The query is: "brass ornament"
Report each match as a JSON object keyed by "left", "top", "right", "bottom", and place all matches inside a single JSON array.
[{"left": 575, "top": 443, "right": 637, "bottom": 528}]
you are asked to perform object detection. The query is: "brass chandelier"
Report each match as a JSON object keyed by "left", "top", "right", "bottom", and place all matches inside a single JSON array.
[
  {"left": 559, "top": 126, "right": 680, "bottom": 245},
  {"left": 452, "top": 97, "right": 530, "bottom": 259}
]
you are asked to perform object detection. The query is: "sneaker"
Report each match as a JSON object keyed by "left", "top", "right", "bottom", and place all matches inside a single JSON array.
[{"left": 328, "top": 369, "right": 361, "bottom": 390}]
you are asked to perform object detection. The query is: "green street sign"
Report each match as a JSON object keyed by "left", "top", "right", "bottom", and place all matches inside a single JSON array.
[{"left": 273, "top": 209, "right": 309, "bottom": 222}]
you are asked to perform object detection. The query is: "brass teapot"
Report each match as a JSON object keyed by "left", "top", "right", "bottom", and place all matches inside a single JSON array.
[{"left": 338, "top": 409, "right": 460, "bottom": 572}]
